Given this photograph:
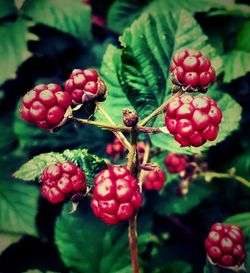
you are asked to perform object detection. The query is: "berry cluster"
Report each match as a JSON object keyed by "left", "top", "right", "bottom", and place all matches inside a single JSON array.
[
  {"left": 205, "top": 223, "right": 246, "bottom": 268},
  {"left": 170, "top": 48, "right": 216, "bottom": 92},
  {"left": 40, "top": 162, "right": 87, "bottom": 203},
  {"left": 165, "top": 94, "right": 222, "bottom": 147},
  {"left": 65, "top": 69, "right": 106, "bottom": 104},
  {"left": 19, "top": 84, "right": 72, "bottom": 130},
  {"left": 143, "top": 169, "right": 166, "bottom": 191},
  {"left": 91, "top": 166, "right": 142, "bottom": 224},
  {"left": 106, "top": 138, "right": 126, "bottom": 158},
  {"left": 164, "top": 153, "right": 187, "bottom": 173}
]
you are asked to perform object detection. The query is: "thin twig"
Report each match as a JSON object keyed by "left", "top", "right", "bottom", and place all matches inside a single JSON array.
[{"left": 138, "top": 91, "right": 183, "bottom": 127}]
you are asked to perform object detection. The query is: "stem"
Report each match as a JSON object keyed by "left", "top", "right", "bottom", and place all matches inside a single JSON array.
[
  {"left": 200, "top": 171, "right": 250, "bottom": 188},
  {"left": 138, "top": 91, "right": 183, "bottom": 127},
  {"left": 127, "top": 127, "right": 140, "bottom": 273},
  {"left": 95, "top": 102, "right": 131, "bottom": 151},
  {"left": 138, "top": 142, "right": 150, "bottom": 192}
]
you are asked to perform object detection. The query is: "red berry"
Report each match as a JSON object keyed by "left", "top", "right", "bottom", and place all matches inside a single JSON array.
[
  {"left": 106, "top": 138, "right": 126, "bottom": 159},
  {"left": 19, "top": 84, "right": 72, "bottom": 130},
  {"left": 91, "top": 166, "right": 142, "bottom": 224},
  {"left": 143, "top": 169, "right": 166, "bottom": 191},
  {"left": 40, "top": 162, "right": 87, "bottom": 204},
  {"left": 164, "top": 153, "right": 187, "bottom": 173},
  {"left": 170, "top": 48, "right": 216, "bottom": 92},
  {"left": 205, "top": 223, "right": 246, "bottom": 267},
  {"left": 165, "top": 94, "right": 222, "bottom": 147},
  {"left": 65, "top": 68, "right": 107, "bottom": 104}
]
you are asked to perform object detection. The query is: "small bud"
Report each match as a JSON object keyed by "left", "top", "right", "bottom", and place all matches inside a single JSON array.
[{"left": 122, "top": 108, "right": 138, "bottom": 127}]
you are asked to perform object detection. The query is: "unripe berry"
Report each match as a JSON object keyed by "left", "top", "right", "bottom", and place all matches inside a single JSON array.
[
  {"left": 19, "top": 84, "right": 72, "bottom": 130},
  {"left": 40, "top": 162, "right": 87, "bottom": 204},
  {"left": 106, "top": 138, "right": 126, "bottom": 159},
  {"left": 164, "top": 153, "right": 187, "bottom": 173},
  {"left": 165, "top": 94, "right": 222, "bottom": 147},
  {"left": 143, "top": 169, "right": 166, "bottom": 191},
  {"left": 170, "top": 48, "right": 216, "bottom": 92},
  {"left": 205, "top": 223, "right": 246, "bottom": 268},
  {"left": 65, "top": 68, "right": 107, "bottom": 104},
  {"left": 91, "top": 166, "right": 142, "bottom": 224}
]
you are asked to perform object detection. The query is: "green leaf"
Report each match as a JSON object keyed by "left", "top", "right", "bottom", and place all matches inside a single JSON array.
[
  {"left": 153, "top": 181, "right": 211, "bottom": 215},
  {"left": 119, "top": 9, "right": 221, "bottom": 124},
  {"left": 0, "top": 19, "right": 30, "bottom": 86},
  {"left": 154, "top": 260, "right": 192, "bottom": 273},
  {"left": 21, "top": 0, "right": 92, "bottom": 43},
  {"left": 96, "top": 44, "right": 134, "bottom": 124},
  {"left": 235, "top": 20, "right": 250, "bottom": 53},
  {"left": 107, "top": 0, "right": 236, "bottom": 34},
  {"left": 151, "top": 86, "right": 242, "bottom": 155},
  {"left": 13, "top": 152, "right": 66, "bottom": 181},
  {"left": 55, "top": 202, "right": 131, "bottom": 273},
  {"left": 0, "top": 232, "right": 22, "bottom": 254},
  {"left": 224, "top": 212, "right": 250, "bottom": 233},
  {"left": 0, "top": 0, "right": 17, "bottom": 19},
  {"left": 0, "top": 178, "right": 39, "bottom": 236},
  {"left": 223, "top": 50, "right": 250, "bottom": 83},
  {"left": 62, "top": 149, "right": 107, "bottom": 188}
]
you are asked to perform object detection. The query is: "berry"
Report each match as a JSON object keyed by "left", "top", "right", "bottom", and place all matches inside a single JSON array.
[
  {"left": 19, "top": 84, "right": 72, "bottom": 130},
  {"left": 165, "top": 94, "right": 222, "bottom": 147},
  {"left": 106, "top": 138, "right": 126, "bottom": 159},
  {"left": 170, "top": 48, "right": 216, "bottom": 92},
  {"left": 143, "top": 169, "right": 166, "bottom": 191},
  {"left": 65, "top": 68, "right": 107, "bottom": 104},
  {"left": 40, "top": 162, "right": 87, "bottom": 204},
  {"left": 122, "top": 108, "right": 138, "bottom": 127},
  {"left": 164, "top": 153, "right": 187, "bottom": 173},
  {"left": 91, "top": 166, "right": 142, "bottom": 224},
  {"left": 205, "top": 223, "right": 246, "bottom": 268}
]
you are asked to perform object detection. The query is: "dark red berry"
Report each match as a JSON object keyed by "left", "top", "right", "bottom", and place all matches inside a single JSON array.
[
  {"left": 19, "top": 84, "right": 72, "bottom": 130},
  {"left": 91, "top": 166, "right": 142, "bottom": 224},
  {"left": 65, "top": 68, "right": 107, "bottom": 104},
  {"left": 40, "top": 162, "right": 87, "bottom": 204},
  {"left": 205, "top": 223, "right": 246, "bottom": 268},
  {"left": 106, "top": 138, "right": 126, "bottom": 159},
  {"left": 164, "top": 153, "right": 187, "bottom": 173},
  {"left": 143, "top": 169, "right": 166, "bottom": 191},
  {"left": 170, "top": 48, "right": 216, "bottom": 92},
  {"left": 165, "top": 94, "right": 222, "bottom": 147}
]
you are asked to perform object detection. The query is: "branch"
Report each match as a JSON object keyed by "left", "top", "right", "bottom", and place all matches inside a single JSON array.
[
  {"left": 138, "top": 91, "right": 183, "bottom": 127},
  {"left": 200, "top": 171, "right": 250, "bottom": 188},
  {"left": 138, "top": 142, "right": 150, "bottom": 191}
]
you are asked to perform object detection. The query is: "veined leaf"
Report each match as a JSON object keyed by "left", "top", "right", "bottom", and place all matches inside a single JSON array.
[
  {"left": 21, "top": 0, "right": 92, "bottom": 43},
  {"left": 0, "top": 0, "right": 17, "bottom": 19},
  {"left": 0, "top": 19, "right": 30, "bottom": 86}
]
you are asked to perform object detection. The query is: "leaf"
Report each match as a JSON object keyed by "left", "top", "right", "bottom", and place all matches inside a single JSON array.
[
  {"left": 0, "top": 179, "right": 39, "bottom": 236},
  {"left": 13, "top": 152, "right": 66, "bottom": 181},
  {"left": 119, "top": 9, "right": 222, "bottom": 124},
  {"left": 96, "top": 44, "right": 135, "bottom": 124},
  {"left": 0, "top": 0, "right": 17, "bottom": 19},
  {"left": 55, "top": 202, "right": 131, "bottom": 273},
  {"left": 0, "top": 19, "right": 30, "bottom": 86},
  {"left": 0, "top": 232, "right": 22, "bottom": 254},
  {"left": 153, "top": 181, "right": 211, "bottom": 216},
  {"left": 224, "top": 212, "right": 250, "bottom": 233},
  {"left": 154, "top": 260, "right": 192, "bottom": 273},
  {"left": 223, "top": 50, "right": 250, "bottom": 83},
  {"left": 235, "top": 20, "right": 250, "bottom": 53},
  {"left": 21, "top": 0, "right": 92, "bottom": 43},
  {"left": 62, "top": 149, "right": 107, "bottom": 188},
  {"left": 151, "top": 86, "right": 242, "bottom": 155},
  {"left": 107, "top": 0, "right": 236, "bottom": 34}
]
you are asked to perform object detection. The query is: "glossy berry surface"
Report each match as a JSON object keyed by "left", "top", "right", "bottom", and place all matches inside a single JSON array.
[
  {"left": 164, "top": 153, "right": 187, "bottom": 173},
  {"left": 165, "top": 94, "right": 222, "bottom": 147},
  {"left": 40, "top": 162, "right": 87, "bottom": 204},
  {"left": 65, "top": 68, "right": 106, "bottom": 104},
  {"left": 19, "top": 84, "right": 72, "bottom": 130},
  {"left": 143, "top": 169, "right": 166, "bottom": 191},
  {"left": 91, "top": 166, "right": 142, "bottom": 224},
  {"left": 170, "top": 48, "right": 216, "bottom": 92},
  {"left": 106, "top": 138, "right": 126, "bottom": 159},
  {"left": 205, "top": 223, "right": 246, "bottom": 268}
]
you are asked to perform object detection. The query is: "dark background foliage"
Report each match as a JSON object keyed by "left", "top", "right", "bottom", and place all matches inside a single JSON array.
[{"left": 0, "top": 0, "right": 250, "bottom": 272}]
